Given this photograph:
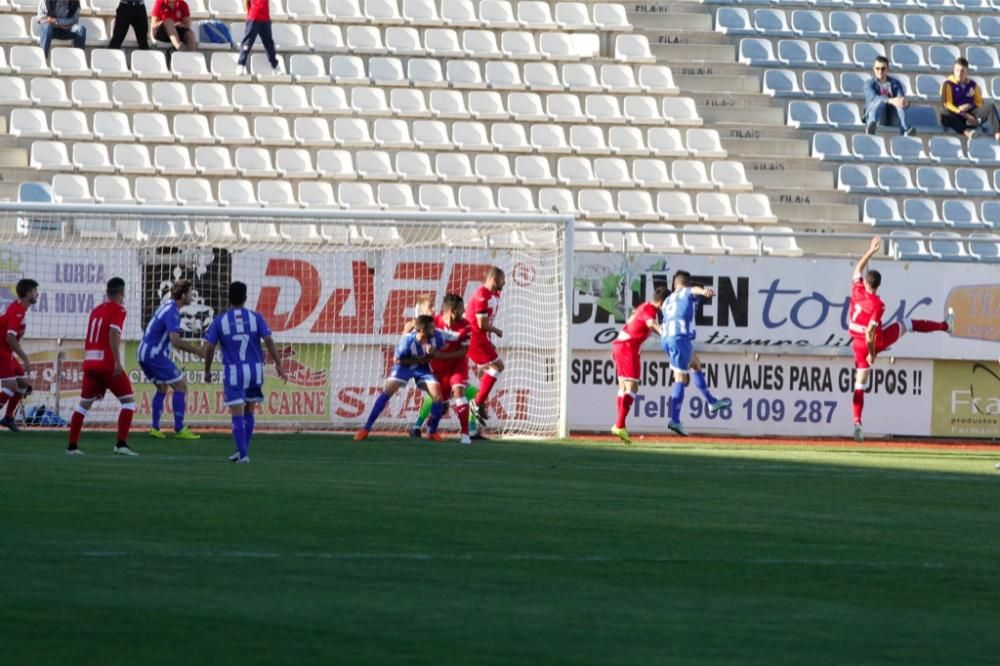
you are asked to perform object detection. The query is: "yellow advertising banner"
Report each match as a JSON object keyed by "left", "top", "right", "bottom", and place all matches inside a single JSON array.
[{"left": 930, "top": 360, "right": 1000, "bottom": 438}]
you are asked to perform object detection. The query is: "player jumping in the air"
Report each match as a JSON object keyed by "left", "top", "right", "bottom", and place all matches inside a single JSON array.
[
  {"left": 662, "top": 271, "right": 732, "bottom": 436},
  {"left": 138, "top": 280, "right": 206, "bottom": 440},
  {"left": 0, "top": 279, "right": 39, "bottom": 432},
  {"left": 355, "top": 315, "right": 447, "bottom": 441},
  {"left": 465, "top": 267, "right": 505, "bottom": 427},
  {"left": 67, "top": 278, "right": 138, "bottom": 456},
  {"left": 848, "top": 236, "right": 953, "bottom": 442},
  {"left": 203, "top": 282, "right": 286, "bottom": 464},
  {"left": 424, "top": 293, "right": 474, "bottom": 444},
  {"left": 609, "top": 286, "right": 668, "bottom": 443}
]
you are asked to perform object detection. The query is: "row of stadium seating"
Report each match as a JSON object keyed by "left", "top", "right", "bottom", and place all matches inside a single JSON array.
[
  {"left": 837, "top": 163, "right": 1000, "bottom": 195},
  {"left": 765, "top": 70, "right": 1000, "bottom": 100},
  {"left": 740, "top": 38, "right": 996, "bottom": 72},
  {"left": 889, "top": 229, "right": 1000, "bottom": 261},
  {"left": 813, "top": 132, "right": 1000, "bottom": 164},
  {"left": 786, "top": 100, "right": 937, "bottom": 129},
  {"left": 704, "top": 0, "right": 996, "bottom": 10},
  {"left": 864, "top": 196, "right": 1000, "bottom": 227},
  {"left": 0, "top": 0, "right": 633, "bottom": 31},
  {"left": 719, "top": 8, "right": 1000, "bottom": 42},
  {"left": 27, "top": 142, "right": 752, "bottom": 192}
]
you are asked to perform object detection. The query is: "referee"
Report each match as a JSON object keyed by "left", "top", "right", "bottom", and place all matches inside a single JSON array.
[{"left": 108, "top": 0, "right": 149, "bottom": 49}]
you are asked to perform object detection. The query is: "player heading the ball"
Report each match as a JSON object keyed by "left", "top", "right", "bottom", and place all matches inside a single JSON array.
[
  {"left": 203, "top": 281, "right": 287, "bottom": 464},
  {"left": 848, "top": 236, "right": 953, "bottom": 442},
  {"left": 67, "top": 278, "right": 138, "bottom": 456}
]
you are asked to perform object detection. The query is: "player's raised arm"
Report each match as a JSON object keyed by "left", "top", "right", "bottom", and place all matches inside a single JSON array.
[
  {"left": 853, "top": 236, "right": 882, "bottom": 279},
  {"left": 690, "top": 286, "right": 715, "bottom": 299},
  {"left": 263, "top": 335, "right": 287, "bottom": 382}
]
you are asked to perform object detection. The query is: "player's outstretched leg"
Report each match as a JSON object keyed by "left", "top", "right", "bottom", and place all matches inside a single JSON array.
[
  {"left": 472, "top": 364, "right": 503, "bottom": 424},
  {"left": 149, "top": 386, "right": 167, "bottom": 438},
  {"left": 852, "top": 374, "right": 866, "bottom": 442},
  {"left": 356, "top": 383, "right": 399, "bottom": 440},
  {"left": 667, "top": 380, "right": 687, "bottom": 436}
]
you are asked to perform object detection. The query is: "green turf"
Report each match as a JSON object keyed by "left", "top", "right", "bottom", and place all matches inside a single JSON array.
[{"left": 1, "top": 431, "right": 999, "bottom": 665}]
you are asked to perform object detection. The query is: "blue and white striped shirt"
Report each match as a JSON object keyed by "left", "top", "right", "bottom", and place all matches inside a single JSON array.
[
  {"left": 394, "top": 330, "right": 446, "bottom": 367},
  {"left": 138, "top": 300, "right": 181, "bottom": 362},
  {"left": 204, "top": 307, "right": 273, "bottom": 389},
  {"left": 662, "top": 287, "right": 700, "bottom": 340}
]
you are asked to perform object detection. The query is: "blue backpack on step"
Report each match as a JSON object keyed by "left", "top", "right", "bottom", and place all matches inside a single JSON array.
[{"left": 199, "top": 21, "right": 234, "bottom": 48}]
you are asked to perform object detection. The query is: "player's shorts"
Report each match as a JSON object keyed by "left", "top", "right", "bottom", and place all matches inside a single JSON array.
[
  {"left": 389, "top": 364, "right": 439, "bottom": 388},
  {"left": 81, "top": 370, "right": 134, "bottom": 401},
  {"left": 663, "top": 336, "right": 693, "bottom": 375},
  {"left": 223, "top": 382, "right": 264, "bottom": 407},
  {"left": 851, "top": 322, "right": 903, "bottom": 370},
  {"left": 139, "top": 355, "right": 184, "bottom": 385},
  {"left": 467, "top": 335, "right": 499, "bottom": 366},
  {"left": 0, "top": 354, "right": 25, "bottom": 381},
  {"left": 432, "top": 360, "right": 468, "bottom": 395},
  {"left": 611, "top": 341, "right": 641, "bottom": 382}
]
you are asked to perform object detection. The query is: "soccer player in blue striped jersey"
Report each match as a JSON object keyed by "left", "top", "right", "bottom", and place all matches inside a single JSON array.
[
  {"left": 661, "top": 271, "right": 730, "bottom": 436},
  {"left": 138, "top": 280, "right": 207, "bottom": 440},
  {"left": 202, "top": 282, "right": 286, "bottom": 464},
  {"left": 354, "top": 315, "right": 447, "bottom": 441}
]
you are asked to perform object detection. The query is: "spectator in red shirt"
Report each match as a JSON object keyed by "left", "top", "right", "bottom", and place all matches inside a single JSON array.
[
  {"left": 236, "top": 0, "right": 282, "bottom": 76},
  {"left": 151, "top": 0, "right": 196, "bottom": 51}
]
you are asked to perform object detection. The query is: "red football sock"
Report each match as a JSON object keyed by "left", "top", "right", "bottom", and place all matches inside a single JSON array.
[
  {"left": 455, "top": 400, "right": 470, "bottom": 435},
  {"left": 910, "top": 319, "right": 948, "bottom": 333},
  {"left": 117, "top": 407, "right": 134, "bottom": 443},
  {"left": 4, "top": 392, "right": 22, "bottom": 419},
  {"left": 616, "top": 392, "right": 635, "bottom": 429},
  {"left": 68, "top": 409, "right": 86, "bottom": 447},
  {"left": 852, "top": 389, "right": 864, "bottom": 424},
  {"left": 476, "top": 370, "right": 499, "bottom": 406}
]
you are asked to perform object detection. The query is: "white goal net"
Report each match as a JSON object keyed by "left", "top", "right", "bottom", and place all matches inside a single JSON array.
[{"left": 0, "top": 204, "right": 573, "bottom": 439}]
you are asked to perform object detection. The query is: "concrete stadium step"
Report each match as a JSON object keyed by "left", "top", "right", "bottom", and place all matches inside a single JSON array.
[
  {"left": 0, "top": 148, "right": 27, "bottom": 169},
  {"left": 628, "top": 1, "right": 710, "bottom": 18},
  {"left": 750, "top": 169, "right": 834, "bottom": 190},
  {"left": 722, "top": 137, "right": 811, "bottom": 158},
  {"left": 633, "top": 12, "right": 713, "bottom": 32},
  {"left": 699, "top": 106, "right": 786, "bottom": 125},
  {"left": 676, "top": 75, "right": 761, "bottom": 94},
  {"left": 0, "top": 182, "right": 20, "bottom": 201},
  {"left": 715, "top": 125, "right": 806, "bottom": 142},
  {"left": 651, "top": 43, "right": 735, "bottom": 64},
  {"left": 690, "top": 92, "right": 784, "bottom": 110},
  {"left": 774, "top": 202, "right": 861, "bottom": 225},
  {"left": 645, "top": 31, "right": 730, "bottom": 47},
  {"left": 763, "top": 189, "right": 853, "bottom": 206},
  {"left": 672, "top": 63, "right": 765, "bottom": 78}
]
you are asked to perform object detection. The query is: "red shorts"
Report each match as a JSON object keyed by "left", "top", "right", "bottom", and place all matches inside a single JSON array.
[
  {"left": 611, "top": 341, "right": 641, "bottom": 382},
  {"left": 851, "top": 322, "right": 903, "bottom": 369},
  {"left": 0, "top": 354, "right": 24, "bottom": 380},
  {"left": 432, "top": 359, "right": 468, "bottom": 396},
  {"left": 81, "top": 369, "right": 134, "bottom": 401},
  {"left": 467, "top": 335, "right": 499, "bottom": 366}
]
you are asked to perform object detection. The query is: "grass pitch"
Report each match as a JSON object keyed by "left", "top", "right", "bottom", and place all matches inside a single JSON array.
[{"left": 1, "top": 430, "right": 999, "bottom": 665}]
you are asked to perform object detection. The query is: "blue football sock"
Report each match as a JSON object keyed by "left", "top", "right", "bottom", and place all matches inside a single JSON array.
[
  {"left": 692, "top": 370, "right": 716, "bottom": 404},
  {"left": 427, "top": 401, "right": 446, "bottom": 434},
  {"left": 670, "top": 382, "right": 686, "bottom": 424},
  {"left": 364, "top": 392, "right": 391, "bottom": 431},
  {"left": 172, "top": 391, "right": 186, "bottom": 431},
  {"left": 151, "top": 392, "right": 165, "bottom": 430},
  {"left": 244, "top": 411, "right": 255, "bottom": 455},
  {"left": 231, "top": 415, "right": 246, "bottom": 458}
]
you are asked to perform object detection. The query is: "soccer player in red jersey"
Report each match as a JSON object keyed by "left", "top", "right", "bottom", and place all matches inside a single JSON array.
[
  {"left": 848, "top": 236, "right": 953, "bottom": 442},
  {"left": 426, "top": 293, "right": 473, "bottom": 444},
  {"left": 464, "top": 267, "right": 505, "bottom": 427},
  {"left": 0, "top": 278, "right": 39, "bottom": 432},
  {"left": 66, "top": 278, "right": 138, "bottom": 456},
  {"left": 609, "top": 286, "right": 668, "bottom": 443}
]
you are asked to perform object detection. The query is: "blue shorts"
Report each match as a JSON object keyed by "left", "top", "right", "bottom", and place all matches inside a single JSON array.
[
  {"left": 389, "top": 364, "right": 438, "bottom": 387},
  {"left": 223, "top": 383, "right": 264, "bottom": 407},
  {"left": 662, "top": 336, "right": 693, "bottom": 374},
  {"left": 139, "top": 356, "right": 184, "bottom": 385}
]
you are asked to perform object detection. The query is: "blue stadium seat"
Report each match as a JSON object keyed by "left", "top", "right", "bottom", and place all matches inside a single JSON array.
[
  {"left": 928, "top": 231, "right": 974, "bottom": 261},
  {"left": 878, "top": 165, "right": 919, "bottom": 194},
  {"left": 929, "top": 136, "right": 966, "bottom": 164},
  {"left": 890, "top": 135, "right": 930, "bottom": 163},
  {"left": 802, "top": 70, "right": 839, "bottom": 97},
  {"left": 891, "top": 43, "right": 930, "bottom": 72},
  {"left": 890, "top": 231, "right": 932, "bottom": 261},
  {"left": 840, "top": 71, "right": 868, "bottom": 98},
  {"left": 791, "top": 10, "right": 829, "bottom": 38},
  {"left": 863, "top": 197, "right": 904, "bottom": 227},
  {"left": 865, "top": 13, "right": 902, "bottom": 40},
  {"left": 978, "top": 16, "right": 1000, "bottom": 43},
  {"left": 968, "top": 138, "right": 1000, "bottom": 165},
  {"left": 837, "top": 164, "right": 879, "bottom": 193},
  {"left": 739, "top": 38, "right": 779, "bottom": 66},
  {"left": 853, "top": 42, "right": 886, "bottom": 69},
  {"left": 904, "top": 14, "right": 944, "bottom": 41},
  {"left": 17, "top": 181, "right": 53, "bottom": 202},
  {"left": 942, "top": 199, "right": 987, "bottom": 228},
  {"left": 915, "top": 74, "right": 945, "bottom": 101},
  {"left": 916, "top": 166, "right": 956, "bottom": 195},
  {"left": 715, "top": 7, "right": 753, "bottom": 34},
  {"left": 853, "top": 134, "right": 890, "bottom": 162},
  {"left": 754, "top": 8, "right": 794, "bottom": 36},
  {"left": 787, "top": 100, "right": 826, "bottom": 128},
  {"left": 967, "top": 233, "right": 1000, "bottom": 262},
  {"left": 982, "top": 200, "right": 1000, "bottom": 226},
  {"left": 827, "top": 102, "right": 864, "bottom": 129},
  {"left": 778, "top": 39, "right": 815, "bottom": 66},
  {"left": 830, "top": 12, "right": 866, "bottom": 40},
  {"left": 906, "top": 106, "right": 943, "bottom": 132},
  {"left": 928, "top": 44, "right": 960, "bottom": 72},
  {"left": 968, "top": 46, "right": 1000, "bottom": 74},
  {"left": 816, "top": 40, "right": 852, "bottom": 68},
  {"left": 762, "top": 68, "right": 802, "bottom": 96},
  {"left": 903, "top": 198, "right": 944, "bottom": 226},
  {"left": 941, "top": 15, "right": 978, "bottom": 41},
  {"left": 812, "top": 132, "right": 851, "bottom": 160},
  {"left": 955, "top": 167, "right": 994, "bottom": 195}
]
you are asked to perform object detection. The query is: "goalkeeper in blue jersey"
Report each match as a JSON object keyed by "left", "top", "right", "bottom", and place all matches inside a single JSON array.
[{"left": 203, "top": 282, "right": 287, "bottom": 464}]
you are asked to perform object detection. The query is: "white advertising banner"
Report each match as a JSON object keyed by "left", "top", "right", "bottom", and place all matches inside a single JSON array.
[
  {"left": 570, "top": 350, "right": 934, "bottom": 437},
  {"left": 571, "top": 254, "right": 1000, "bottom": 360}
]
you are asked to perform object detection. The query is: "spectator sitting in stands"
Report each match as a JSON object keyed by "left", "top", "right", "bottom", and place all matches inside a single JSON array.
[
  {"left": 151, "top": 0, "right": 197, "bottom": 51},
  {"left": 864, "top": 56, "right": 914, "bottom": 137},
  {"left": 108, "top": 0, "right": 150, "bottom": 50},
  {"left": 941, "top": 57, "right": 1000, "bottom": 141},
  {"left": 36, "top": 0, "right": 86, "bottom": 57}
]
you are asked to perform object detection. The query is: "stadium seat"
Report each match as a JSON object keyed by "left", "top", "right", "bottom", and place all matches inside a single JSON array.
[
  {"left": 638, "top": 65, "right": 679, "bottom": 95},
  {"left": 890, "top": 135, "right": 929, "bottom": 163},
  {"left": 354, "top": 150, "right": 395, "bottom": 180},
  {"left": 377, "top": 182, "right": 418, "bottom": 211},
  {"left": 475, "top": 153, "right": 516, "bottom": 184},
  {"left": 250, "top": 116, "right": 293, "bottom": 148},
  {"left": 130, "top": 50, "right": 169, "bottom": 80},
  {"left": 840, "top": 72, "right": 868, "bottom": 99},
  {"left": 316, "top": 149, "right": 356, "bottom": 179},
  {"left": 863, "top": 197, "right": 903, "bottom": 226},
  {"left": 507, "top": 92, "right": 546, "bottom": 122},
  {"left": 366, "top": 58, "right": 404, "bottom": 86},
  {"left": 391, "top": 151, "right": 432, "bottom": 182},
  {"left": 561, "top": 63, "right": 601, "bottom": 92},
  {"left": 556, "top": 2, "right": 595, "bottom": 31},
  {"left": 941, "top": 15, "right": 978, "bottom": 41},
  {"left": 915, "top": 74, "right": 946, "bottom": 100},
  {"left": 93, "top": 111, "right": 134, "bottom": 142},
  {"left": 427, "top": 90, "right": 468, "bottom": 119},
  {"left": 134, "top": 176, "right": 177, "bottom": 205},
  {"left": 373, "top": 118, "right": 414, "bottom": 149},
  {"left": 697, "top": 193, "right": 739, "bottom": 224},
  {"left": 761, "top": 228, "right": 803, "bottom": 257},
  {"left": 351, "top": 86, "right": 391, "bottom": 117},
  {"left": 52, "top": 110, "right": 92, "bottom": 140},
  {"left": 968, "top": 138, "right": 1000, "bottom": 165},
  {"left": 133, "top": 112, "right": 172, "bottom": 143},
  {"left": 112, "top": 143, "right": 154, "bottom": 174},
  {"left": 853, "top": 134, "right": 890, "bottom": 162},
  {"left": 916, "top": 166, "right": 956, "bottom": 195},
  {"left": 852, "top": 42, "right": 886, "bottom": 69},
  {"left": 298, "top": 181, "right": 338, "bottom": 211},
  {"left": 904, "top": 14, "right": 943, "bottom": 42},
  {"left": 891, "top": 43, "right": 930, "bottom": 72},
  {"left": 778, "top": 39, "right": 814, "bottom": 67},
  {"left": 434, "top": 152, "right": 475, "bottom": 183},
  {"left": 593, "top": 2, "right": 631, "bottom": 31},
  {"left": 979, "top": 16, "right": 1000, "bottom": 42},
  {"left": 72, "top": 142, "right": 114, "bottom": 173},
  {"left": 94, "top": 176, "right": 134, "bottom": 204},
  {"left": 311, "top": 85, "right": 350, "bottom": 115},
  {"left": 928, "top": 136, "right": 965, "bottom": 164},
  {"left": 557, "top": 156, "right": 598, "bottom": 187},
  {"left": 942, "top": 199, "right": 985, "bottom": 228},
  {"left": 456, "top": 185, "right": 497, "bottom": 214},
  {"left": 338, "top": 182, "right": 378, "bottom": 210},
  {"left": 501, "top": 31, "right": 540, "bottom": 60},
  {"left": 453, "top": 121, "right": 492, "bottom": 151},
  {"left": 210, "top": 115, "right": 252, "bottom": 146},
  {"left": 830, "top": 11, "right": 865, "bottom": 39},
  {"left": 387, "top": 88, "right": 428, "bottom": 118},
  {"left": 617, "top": 191, "right": 659, "bottom": 222},
  {"left": 154, "top": 145, "right": 196, "bottom": 176},
  {"left": 72, "top": 80, "right": 113, "bottom": 110},
  {"left": 412, "top": 119, "right": 452, "bottom": 149},
  {"left": 816, "top": 40, "right": 852, "bottom": 68},
  {"left": 614, "top": 34, "right": 654, "bottom": 64},
  {"left": 609, "top": 126, "right": 650, "bottom": 156},
  {"left": 955, "top": 167, "right": 994, "bottom": 195},
  {"left": 466, "top": 91, "right": 505, "bottom": 120},
  {"left": 721, "top": 225, "right": 761, "bottom": 255},
  {"left": 446, "top": 60, "right": 486, "bottom": 89},
  {"left": 838, "top": 164, "right": 878, "bottom": 193},
  {"left": 174, "top": 177, "right": 218, "bottom": 206},
  {"left": 736, "top": 193, "right": 777, "bottom": 224},
  {"left": 712, "top": 161, "right": 753, "bottom": 192},
  {"left": 968, "top": 46, "right": 1000, "bottom": 74},
  {"left": 544, "top": 94, "right": 583, "bottom": 123},
  {"left": 802, "top": 71, "right": 838, "bottom": 97},
  {"left": 682, "top": 224, "right": 726, "bottom": 254},
  {"left": 426, "top": 28, "right": 464, "bottom": 57},
  {"left": 520, "top": 1, "right": 557, "bottom": 29},
  {"left": 927, "top": 231, "right": 973, "bottom": 261},
  {"left": 419, "top": 183, "right": 460, "bottom": 212},
  {"left": 865, "top": 13, "right": 901, "bottom": 40},
  {"left": 927, "top": 44, "right": 960, "bottom": 72},
  {"left": 754, "top": 8, "right": 793, "bottom": 36},
  {"left": 10, "top": 46, "right": 49, "bottom": 76},
  {"left": 902, "top": 198, "right": 942, "bottom": 227},
  {"left": 642, "top": 223, "right": 684, "bottom": 253},
  {"left": 594, "top": 157, "right": 633, "bottom": 188},
  {"left": 520, "top": 62, "right": 558, "bottom": 92},
  {"left": 827, "top": 102, "right": 863, "bottom": 129},
  {"left": 152, "top": 82, "right": 193, "bottom": 112},
  {"left": 788, "top": 100, "right": 826, "bottom": 128},
  {"left": 569, "top": 125, "right": 610, "bottom": 155},
  {"left": 513, "top": 155, "right": 555, "bottom": 185},
  {"left": 334, "top": 117, "right": 375, "bottom": 147},
  {"left": 402, "top": 0, "right": 442, "bottom": 25},
  {"left": 968, "top": 232, "right": 1000, "bottom": 261},
  {"left": 539, "top": 187, "right": 578, "bottom": 214},
  {"left": 661, "top": 97, "right": 702, "bottom": 127},
  {"left": 0, "top": 15, "right": 31, "bottom": 44},
  {"left": 231, "top": 83, "right": 272, "bottom": 113},
  {"left": 878, "top": 165, "right": 919, "bottom": 194},
  {"left": 440, "top": 0, "right": 480, "bottom": 27},
  {"left": 10, "top": 108, "right": 52, "bottom": 139},
  {"left": 791, "top": 10, "right": 829, "bottom": 38},
  {"left": 529, "top": 123, "right": 568, "bottom": 153},
  {"left": 50, "top": 48, "right": 89, "bottom": 78},
  {"left": 578, "top": 189, "right": 620, "bottom": 220},
  {"left": 192, "top": 145, "right": 236, "bottom": 176},
  {"left": 634, "top": 158, "right": 674, "bottom": 189},
  {"left": 573, "top": 221, "right": 610, "bottom": 251},
  {"left": 624, "top": 96, "right": 664, "bottom": 125},
  {"left": 812, "top": 132, "right": 850, "bottom": 160},
  {"left": 479, "top": 0, "right": 517, "bottom": 28},
  {"left": 739, "top": 38, "right": 779, "bottom": 66},
  {"left": 111, "top": 81, "right": 152, "bottom": 111}
]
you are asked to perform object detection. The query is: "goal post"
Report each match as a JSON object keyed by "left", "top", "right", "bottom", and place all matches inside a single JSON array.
[{"left": 0, "top": 203, "right": 574, "bottom": 439}]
